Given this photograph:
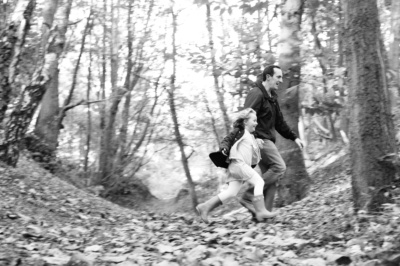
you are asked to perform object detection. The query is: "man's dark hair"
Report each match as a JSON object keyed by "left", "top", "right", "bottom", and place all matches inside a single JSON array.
[{"left": 262, "top": 65, "right": 281, "bottom": 81}]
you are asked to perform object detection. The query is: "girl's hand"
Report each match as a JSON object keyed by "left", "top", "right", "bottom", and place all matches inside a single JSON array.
[
  {"left": 221, "top": 148, "right": 228, "bottom": 156},
  {"left": 256, "top": 138, "right": 264, "bottom": 147}
]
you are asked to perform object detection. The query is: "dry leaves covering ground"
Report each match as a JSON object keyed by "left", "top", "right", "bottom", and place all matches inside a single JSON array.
[{"left": 0, "top": 150, "right": 399, "bottom": 266}]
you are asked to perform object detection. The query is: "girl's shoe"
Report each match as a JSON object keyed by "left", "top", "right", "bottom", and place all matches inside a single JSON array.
[
  {"left": 195, "top": 196, "right": 222, "bottom": 224},
  {"left": 252, "top": 195, "right": 277, "bottom": 221}
]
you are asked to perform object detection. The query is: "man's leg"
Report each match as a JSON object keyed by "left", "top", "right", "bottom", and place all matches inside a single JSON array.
[
  {"left": 259, "top": 140, "right": 286, "bottom": 211},
  {"left": 239, "top": 140, "right": 285, "bottom": 214}
]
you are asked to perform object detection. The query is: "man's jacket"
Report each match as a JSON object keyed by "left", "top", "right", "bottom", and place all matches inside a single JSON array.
[{"left": 244, "top": 81, "right": 297, "bottom": 143}]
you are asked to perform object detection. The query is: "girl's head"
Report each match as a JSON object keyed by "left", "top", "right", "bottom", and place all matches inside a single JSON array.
[{"left": 233, "top": 108, "right": 258, "bottom": 132}]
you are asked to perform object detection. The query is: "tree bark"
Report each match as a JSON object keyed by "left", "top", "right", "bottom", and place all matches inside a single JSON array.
[
  {"left": 57, "top": 9, "right": 92, "bottom": 131},
  {"left": 205, "top": 1, "right": 230, "bottom": 135},
  {"left": 309, "top": 1, "right": 337, "bottom": 141},
  {"left": 344, "top": 0, "right": 398, "bottom": 212},
  {"left": 0, "top": 32, "right": 61, "bottom": 166},
  {"left": 169, "top": 4, "right": 198, "bottom": 211},
  {"left": 113, "top": 1, "right": 135, "bottom": 177},
  {"left": 84, "top": 42, "right": 93, "bottom": 176},
  {"left": 95, "top": 0, "right": 107, "bottom": 186},
  {"left": 276, "top": 0, "right": 310, "bottom": 206},
  {"left": 0, "top": 0, "right": 35, "bottom": 125},
  {"left": 389, "top": 0, "right": 400, "bottom": 90},
  {"left": 202, "top": 93, "right": 220, "bottom": 147},
  {"left": 33, "top": 0, "right": 72, "bottom": 152},
  {"left": 113, "top": 0, "right": 154, "bottom": 177}
]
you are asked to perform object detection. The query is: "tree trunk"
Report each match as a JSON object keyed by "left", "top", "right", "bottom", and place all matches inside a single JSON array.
[
  {"left": 95, "top": 0, "right": 107, "bottom": 186},
  {"left": 202, "top": 93, "right": 220, "bottom": 147},
  {"left": 309, "top": 2, "right": 337, "bottom": 141},
  {"left": 0, "top": 2, "right": 11, "bottom": 30},
  {"left": 84, "top": 43, "right": 93, "bottom": 176},
  {"left": 276, "top": 0, "right": 310, "bottom": 206},
  {"left": 33, "top": 0, "right": 72, "bottom": 153},
  {"left": 98, "top": 0, "right": 122, "bottom": 186},
  {"left": 205, "top": 1, "right": 230, "bottom": 135},
  {"left": 0, "top": 30, "right": 62, "bottom": 166},
  {"left": 343, "top": 0, "right": 397, "bottom": 212},
  {"left": 0, "top": 0, "right": 35, "bottom": 125},
  {"left": 389, "top": 0, "right": 400, "bottom": 91},
  {"left": 113, "top": 0, "right": 154, "bottom": 178},
  {"left": 57, "top": 9, "right": 92, "bottom": 131},
  {"left": 169, "top": 5, "right": 198, "bottom": 211}
]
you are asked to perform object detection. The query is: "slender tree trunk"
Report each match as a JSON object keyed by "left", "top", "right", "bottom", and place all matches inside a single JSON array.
[
  {"left": 34, "top": 0, "right": 72, "bottom": 152},
  {"left": 344, "top": 0, "right": 397, "bottom": 212},
  {"left": 114, "top": 0, "right": 154, "bottom": 176},
  {"left": 169, "top": 4, "right": 198, "bottom": 211},
  {"left": 0, "top": 0, "right": 35, "bottom": 125},
  {"left": 99, "top": 0, "right": 154, "bottom": 186},
  {"left": 95, "top": 0, "right": 107, "bottom": 185},
  {"left": 309, "top": 3, "right": 337, "bottom": 141},
  {"left": 0, "top": 2, "right": 11, "bottom": 30},
  {"left": 276, "top": 0, "right": 310, "bottom": 206},
  {"left": 202, "top": 93, "right": 220, "bottom": 147},
  {"left": 205, "top": 1, "right": 230, "bottom": 135},
  {"left": 114, "top": 0, "right": 133, "bottom": 173},
  {"left": 84, "top": 44, "right": 93, "bottom": 176},
  {"left": 57, "top": 9, "right": 92, "bottom": 130},
  {"left": 98, "top": 0, "right": 122, "bottom": 186},
  {"left": 389, "top": 0, "right": 400, "bottom": 91}
]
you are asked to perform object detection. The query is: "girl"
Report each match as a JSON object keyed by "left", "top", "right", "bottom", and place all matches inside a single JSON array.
[{"left": 196, "top": 108, "right": 276, "bottom": 223}]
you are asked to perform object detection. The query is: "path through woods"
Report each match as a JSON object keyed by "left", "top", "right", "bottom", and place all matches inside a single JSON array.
[{"left": 0, "top": 150, "right": 399, "bottom": 266}]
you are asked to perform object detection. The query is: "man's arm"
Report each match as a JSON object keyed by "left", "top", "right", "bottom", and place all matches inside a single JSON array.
[
  {"left": 275, "top": 102, "right": 298, "bottom": 141},
  {"left": 244, "top": 89, "right": 263, "bottom": 112}
]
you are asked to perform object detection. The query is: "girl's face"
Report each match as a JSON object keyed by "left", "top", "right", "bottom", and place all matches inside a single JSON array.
[{"left": 244, "top": 113, "right": 258, "bottom": 133}]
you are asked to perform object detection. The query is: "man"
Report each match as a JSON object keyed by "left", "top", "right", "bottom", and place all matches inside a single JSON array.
[{"left": 240, "top": 65, "right": 303, "bottom": 217}]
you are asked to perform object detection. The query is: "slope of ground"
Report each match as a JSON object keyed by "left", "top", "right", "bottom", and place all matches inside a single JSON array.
[{"left": 1, "top": 152, "right": 400, "bottom": 266}]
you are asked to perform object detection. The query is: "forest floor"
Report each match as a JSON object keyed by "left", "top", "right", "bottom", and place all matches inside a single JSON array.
[{"left": 1, "top": 147, "right": 400, "bottom": 266}]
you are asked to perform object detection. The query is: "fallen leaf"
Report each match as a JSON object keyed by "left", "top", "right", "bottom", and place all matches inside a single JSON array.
[
  {"left": 99, "top": 255, "right": 127, "bottom": 263},
  {"left": 42, "top": 256, "right": 71, "bottom": 265},
  {"left": 84, "top": 245, "right": 103, "bottom": 252},
  {"left": 301, "top": 257, "right": 326, "bottom": 266},
  {"left": 157, "top": 244, "right": 174, "bottom": 254},
  {"left": 117, "top": 261, "right": 139, "bottom": 266},
  {"left": 154, "top": 260, "right": 179, "bottom": 266}
]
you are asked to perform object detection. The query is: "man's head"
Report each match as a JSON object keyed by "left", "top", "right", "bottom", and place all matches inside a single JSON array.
[{"left": 262, "top": 65, "right": 283, "bottom": 91}]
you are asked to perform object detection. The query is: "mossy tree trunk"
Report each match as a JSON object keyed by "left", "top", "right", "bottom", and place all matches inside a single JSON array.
[{"left": 343, "top": 0, "right": 398, "bottom": 212}]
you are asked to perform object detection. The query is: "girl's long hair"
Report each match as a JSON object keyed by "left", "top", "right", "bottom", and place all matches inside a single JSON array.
[{"left": 233, "top": 108, "right": 256, "bottom": 129}]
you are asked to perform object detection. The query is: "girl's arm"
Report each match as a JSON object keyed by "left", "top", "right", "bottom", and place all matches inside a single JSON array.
[{"left": 219, "top": 128, "right": 239, "bottom": 155}]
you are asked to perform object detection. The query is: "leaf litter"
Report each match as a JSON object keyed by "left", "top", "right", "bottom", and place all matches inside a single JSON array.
[{"left": 0, "top": 152, "right": 399, "bottom": 266}]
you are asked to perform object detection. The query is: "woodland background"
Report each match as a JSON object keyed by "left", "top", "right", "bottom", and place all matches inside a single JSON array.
[{"left": 1, "top": 0, "right": 400, "bottom": 214}]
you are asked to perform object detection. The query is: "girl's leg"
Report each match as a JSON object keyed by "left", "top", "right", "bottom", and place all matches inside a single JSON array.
[
  {"left": 246, "top": 173, "right": 276, "bottom": 221},
  {"left": 217, "top": 181, "right": 242, "bottom": 203},
  {"left": 196, "top": 181, "right": 242, "bottom": 224},
  {"left": 246, "top": 174, "right": 264, "bottom": 196}
]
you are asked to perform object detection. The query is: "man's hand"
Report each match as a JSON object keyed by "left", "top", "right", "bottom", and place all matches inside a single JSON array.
[
  {"left": 294, "top": 138, "right": 304, "bottom": 150},
  {"left": 221, "top": 148, "right": 228, "bottom": 156}
]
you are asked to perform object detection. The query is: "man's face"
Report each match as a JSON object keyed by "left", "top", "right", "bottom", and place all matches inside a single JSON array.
[{"left": 266, "top": 68, "right": 283, "bottom": 90}]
